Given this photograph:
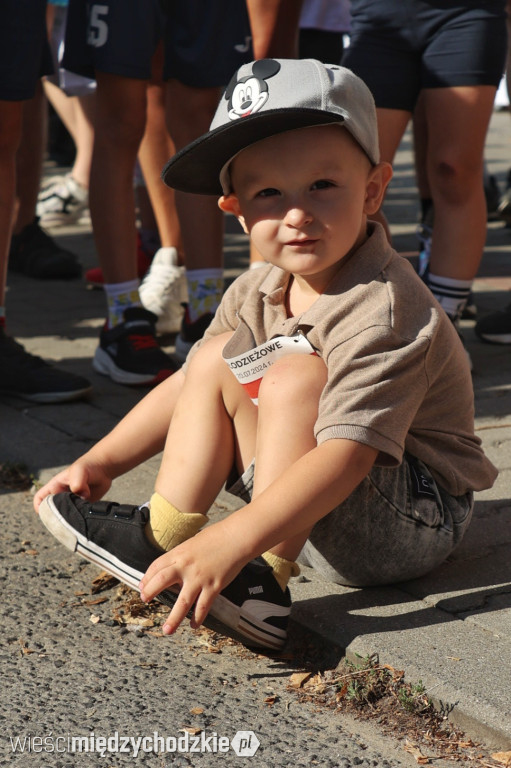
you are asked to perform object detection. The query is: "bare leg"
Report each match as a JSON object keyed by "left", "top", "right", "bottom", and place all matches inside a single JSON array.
[
  {"left": 154, "top": 335, "right": 327, "bottom": 560},
  {"left": 165, "top": 81, "right": 223, "bottom": 272},
  {"left": 137, "top": 46, "right": 181, "bottom": 255},
  {"left": 13, "top": 81, "right": 46, "bottom": 233},
  {"left": 43, "top": 81, "right": 95, "bottom": 189},
  {"left": 253, "top": 353, "right": 327, "bottom": 560},
  {"left": 424, "top": 85, "right": 496, "bottom": 280},
  {"left": 412, "top": 93, "right": 431, "bottom": 202},
  {"left": 246, "top": 0, "right": 303, "bottom": 58},
  {"left": 89, "top": 71, "right": 147, "bottom": 284},
  {"left": 155, "top": 333, "right": 257, "bottom": 512},
  {"left": 0, "top": 100, "right": 23, "bottom": 303},
  {"left": 371, "top": 107, "right": 411, "bottom": 242},
  {"left": 138, "top": 82, "right": 181, "bottom": 253}
]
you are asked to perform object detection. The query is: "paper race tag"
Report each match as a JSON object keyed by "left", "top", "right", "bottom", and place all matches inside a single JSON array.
[{"left": 224, "top": 333, "right": 316, "bottom": 404}]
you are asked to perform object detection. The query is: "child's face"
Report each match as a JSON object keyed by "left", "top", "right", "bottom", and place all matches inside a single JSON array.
[{"left": 219, "top": 125, "right": 392, "bottom": 289}]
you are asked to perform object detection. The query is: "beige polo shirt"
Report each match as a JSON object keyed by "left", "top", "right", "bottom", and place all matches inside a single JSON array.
[{"left": 187, "top": 223, "right": 497, "bottom": 497}]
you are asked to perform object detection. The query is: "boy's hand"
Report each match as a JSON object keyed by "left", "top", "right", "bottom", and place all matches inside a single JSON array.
[
  {"left": 139, "top": 525, "right": 246, "bottom": 635},
  {"left": 33, "top": 459, "right": 113, "bottom": 512}
]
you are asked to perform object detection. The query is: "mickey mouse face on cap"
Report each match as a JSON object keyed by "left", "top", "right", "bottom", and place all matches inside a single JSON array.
[{"left": 225, "top": 59, "right": 281, "bottom": 121}]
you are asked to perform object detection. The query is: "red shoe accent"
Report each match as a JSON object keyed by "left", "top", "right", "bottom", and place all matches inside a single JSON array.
[{"left": 130, "top": 334, "right": 159, "bottom": 351}]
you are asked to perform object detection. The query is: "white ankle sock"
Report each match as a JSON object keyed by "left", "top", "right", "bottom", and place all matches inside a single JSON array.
[{"left": 427, "top": 273, "right": 472, "bottom": 320}]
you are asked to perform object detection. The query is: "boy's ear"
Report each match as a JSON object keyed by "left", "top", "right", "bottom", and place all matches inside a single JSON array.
[
  {"left": 218, "top": 194, "right": 248, "bottom": 233},
  {"left": 364, "top": 161, "right": 393, "bottom": 216}
]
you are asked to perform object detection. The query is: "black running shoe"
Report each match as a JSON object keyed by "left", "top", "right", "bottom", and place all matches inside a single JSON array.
[
  {"left": 475, "top": 302, "right": 511, "bottom": 344},
  {"left": 93, "top": 307, "right": 178, "bottom": 386},
  {"left": 9, "top": 218, "right": 82, "bottom": 279},
  {"left": 174, "top": 305, "right": 214, "bottom": 362},
  {"left": 0, "top": 331, "right": 92, "bottom": 403},
  {"left": 38, "top": 493, "right": 290, "bottom": 649}
]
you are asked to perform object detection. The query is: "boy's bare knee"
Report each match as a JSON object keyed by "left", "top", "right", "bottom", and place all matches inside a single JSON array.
[
  {"left": 259, "top": 354, "right": 327, "bottom": 407},
  {"left": 186, "top": 332, "right": 234, "bottom": 375}
]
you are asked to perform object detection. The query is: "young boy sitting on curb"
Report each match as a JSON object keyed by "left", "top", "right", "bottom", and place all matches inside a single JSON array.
[{"left": 34, "top": 59, "right": 497, "bottom": 651}]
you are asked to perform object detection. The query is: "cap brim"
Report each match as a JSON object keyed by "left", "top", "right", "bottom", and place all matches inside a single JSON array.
[{"left": 162, "top": 109, "right": 344, "bottom": 196}]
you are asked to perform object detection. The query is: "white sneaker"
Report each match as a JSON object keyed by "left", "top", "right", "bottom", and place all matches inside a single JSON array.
[
  {"left": 139, "top": 247, "right": 187, "bottom": 334},
  {"left": 37, "top": 174, "right": 89, "bottom": 227}
]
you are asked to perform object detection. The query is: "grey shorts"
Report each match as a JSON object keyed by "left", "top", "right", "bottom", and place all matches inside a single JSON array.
[{"left": 226, "top": 452, "right": 473, "bottom": 587}]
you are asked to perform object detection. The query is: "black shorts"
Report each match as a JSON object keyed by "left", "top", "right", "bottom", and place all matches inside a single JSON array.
[
  {"left": 0, "top": 0, "right": 53, "bottom": 101},
  {"left": 64, "top": 0, "right": 252, "bottom": 88},
  {"left": 343, "top": 0, "right": 507, "bottom": 111}
]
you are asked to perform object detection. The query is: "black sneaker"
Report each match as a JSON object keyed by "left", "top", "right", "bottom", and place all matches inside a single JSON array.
[
  {"left": 475, "top": 302, "right": 511, "bottom": 344},
  {"left": 93, "top": 307, "right": 178, "bottom": 386},
  {"left": 38, "top": 493, "right": 290, "bottom": 649},
  {"left": 9, "top": 218, "right": 82, "bottom": 279},
  {"left": 0, "top": 331, "right": 92, "bottom": 403},
  {"left": 158, "top": 556, "right": 290, "bottom": 650},
  {"left": 38, "top": 494, "right": 163, "bottom": 590},
  {"left": 174, "top": 305, "right": 214, "bottom": 362}
]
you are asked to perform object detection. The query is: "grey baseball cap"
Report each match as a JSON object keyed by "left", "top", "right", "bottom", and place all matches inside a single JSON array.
[{"left": 162, "top": 58, "right": 379, "bottom": 196}]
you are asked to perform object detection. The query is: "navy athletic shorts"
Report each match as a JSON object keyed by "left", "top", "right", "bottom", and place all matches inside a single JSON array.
[
  {"left": 343, "top": 0, "right": 508, "bottom": 111},
  {"left": 64, "top": 0, "right": 252, "bottom": 87},
  {"left": 0, "top": 0, "right": 53, "bottom": 101}
]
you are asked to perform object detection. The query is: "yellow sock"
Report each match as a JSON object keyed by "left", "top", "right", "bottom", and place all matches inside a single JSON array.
[
  {"left": 262, "top": 551, "right": 300, "bottom": 591},
  {"left": 145, "top": 492, "right": 207, "bottom": 551}
]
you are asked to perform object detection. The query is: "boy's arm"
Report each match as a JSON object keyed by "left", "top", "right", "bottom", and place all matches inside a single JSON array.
[
  {"left": 140, "top": 438, "right": 377, "bottom": 633},
  {"left": 34, "top": 370, "right": 186, "bottom": 510}
]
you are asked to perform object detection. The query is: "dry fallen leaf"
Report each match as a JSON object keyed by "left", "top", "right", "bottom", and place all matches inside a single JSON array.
[
  {"left": 288, "top": 672, "right": 312, "bottom": 689},
  {"left": 122, "top": 616, "right": 154, "bottom": 627},
  {"left": 18, "top": 638, "right": 35, "bottom": 655},
  {"left": 492, "top": 751, "right": 511, "bottom": 767},
  {"left": 189, "top": 707, "right": 204, "bottom": 715},
  {"left": 91, "top": 571, "right": 119, "bottom": 594},
  {"left": 383, "top": 664, "right": 404, "bottom": 679},
  {"left": 83, "top": 597, "right": 109, "bottom": 607},
  {"left": 180, "top": 727, "right": 202, "bottom": 736},
  {"left": 404, "top": 739, "right": 430, "bottom": 764}
]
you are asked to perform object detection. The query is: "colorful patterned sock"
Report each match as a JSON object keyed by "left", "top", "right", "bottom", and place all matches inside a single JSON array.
[
  {"left": 145, "top": 492, "right": 208, "bottom": 551},
  {"left": 186, "top": 268, "right": 223, "bottom": 322},
  {"left": 104, "top": 279, "right": 142, "bottom": 328}
]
